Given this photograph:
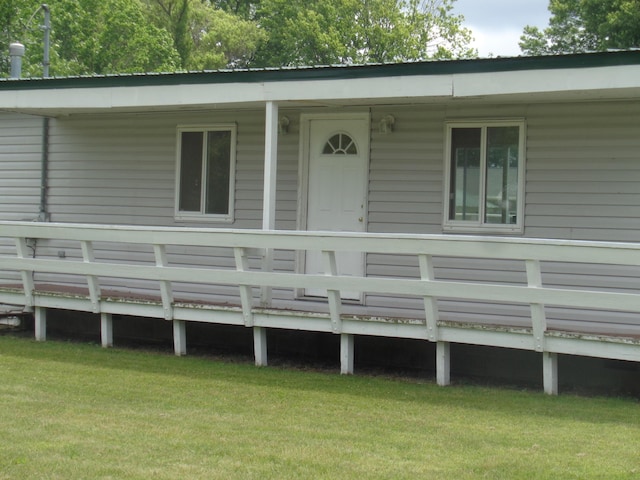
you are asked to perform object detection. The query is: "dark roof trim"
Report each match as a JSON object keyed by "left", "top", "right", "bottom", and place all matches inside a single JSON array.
[{"left": 2, "top": 50, "right": 639, "bottom": 91}]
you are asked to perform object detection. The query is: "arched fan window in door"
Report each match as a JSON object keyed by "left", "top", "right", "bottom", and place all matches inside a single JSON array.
[{"left": 322, "top": 133, "right": 358, "bottom": 155}]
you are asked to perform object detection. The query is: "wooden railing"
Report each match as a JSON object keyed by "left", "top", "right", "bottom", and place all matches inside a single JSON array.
[{"left": 1, "top": 221, "right": 640, "bottom": 393}]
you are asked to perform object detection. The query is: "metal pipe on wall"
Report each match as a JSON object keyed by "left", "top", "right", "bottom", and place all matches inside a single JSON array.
[{"left": 39, "top": 4, "right": 51, "bottom": 221}]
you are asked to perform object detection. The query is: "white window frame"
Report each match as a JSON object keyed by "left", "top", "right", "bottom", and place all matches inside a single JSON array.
[
  {"left": 174, "top": 124, "right": 236, "bottom": 222},
  {"left": 443, "top": 119, "right": 525, "bottom": 234}
]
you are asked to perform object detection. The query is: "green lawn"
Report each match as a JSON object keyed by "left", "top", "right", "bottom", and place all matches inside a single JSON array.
[{"left": 0, "top": 335, "right": 639, "bottom": 479}]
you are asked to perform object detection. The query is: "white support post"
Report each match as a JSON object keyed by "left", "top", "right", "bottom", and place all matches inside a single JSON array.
[
  {"left": 34, "top": 306, "right": 46, "bottom": 341},
  {"left": 260, "top": 101, "right": 279, "bottom": 308},
  {"left": 340, "top": 333, "right": 354, "bottom": 375},
  {"left": 173, "top": 319, "right": 186, "bottom": 356},
  {"left": 100, "top": 312, "right": 113, "bottom": 348},
  {"left": 418, "top": 254, "right": 439, "bottom": 342},
  {"left": 253, "top": 326, "right": 268, "bottom": 366},
  {"left": 543, "top": 352, "right": 559, "bottom": 395},
  {"left": 436, "top": 341, "right": 451, "bottom": 386},
  {"left": 263, "top": 101, "right": 279, "bottom": 231}
]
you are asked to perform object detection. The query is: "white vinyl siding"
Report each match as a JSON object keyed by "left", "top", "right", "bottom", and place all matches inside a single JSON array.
[
  {"left": 525, "top": 101, "right": 640, "bottom": 242},
  {"left": 368, "top": 108, "right": 444, "bottom": 234},
  {"left": 2, "top": 100, "right": 640, "bottom": 336},
  {"left": 42, "top": 112, "right": 273, "bottom": 228},
  {"left": 47, "top": 115, "right": 175, "bottom": 226},
  {"left": 0, "top": 112, "right": 43, "bottom": 284},
  {"left": 0, "top": 113, "right": 42, "bottom": 221}
]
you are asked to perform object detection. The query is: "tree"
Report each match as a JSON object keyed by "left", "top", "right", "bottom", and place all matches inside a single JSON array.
[
  {"left": 187, "top": 6, "right": 266, "bottom": 69},
  {"left": 0, "top": 2, "right": 17, "bottom": 46},
  {"left": 143, "top": 0, "right": 265, "bottom": 70},
  {"left": 251, "top": 0, "right": 475, "bottom": 67},
  {"left": 211, "top": 0, "right": 260, "bottom": 19},
  {"left": 1, "top": 0, "right": 180, "bottom": 77},
  {"left": 520, "top": 0, "right": 640, "bottom": 55},
  {"left": 143, "top": 0, "right": 192, "bottom": 65},
  {"left": 2, "top": 0, "right": 475, "bottom": 76},
  {"left": 0, "top": 1, "right": 77, "bottom": 77}
]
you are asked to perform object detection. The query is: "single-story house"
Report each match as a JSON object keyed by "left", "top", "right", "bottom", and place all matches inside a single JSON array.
[{"left": 1, "top": 50, "right": 640, "bottom": 394}]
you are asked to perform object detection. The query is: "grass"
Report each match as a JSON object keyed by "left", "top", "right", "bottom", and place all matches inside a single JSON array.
[{"left": 0, "top": 335, "right": 639, "bottom": 479}]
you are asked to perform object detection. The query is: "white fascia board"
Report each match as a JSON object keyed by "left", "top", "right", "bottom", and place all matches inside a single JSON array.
[
  {"left": 453, "top": 65, "right": 640, "bottom": 98},
  {"left": 2, "top": 64, "right": 639, "bottom": 114},
  {"left": 0, "top": 75, "right": 454, "bottom": 112},
  {"left": 7, "top": 88, "right": 114, "bottom": 110},
  {"left": 261, "top": 74, "right": 453, "bottom": 102}
]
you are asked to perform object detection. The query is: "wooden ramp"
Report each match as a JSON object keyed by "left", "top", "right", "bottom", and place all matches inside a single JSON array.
[{"left": 2, "top": 221, "right": 640, "bottom": 395}]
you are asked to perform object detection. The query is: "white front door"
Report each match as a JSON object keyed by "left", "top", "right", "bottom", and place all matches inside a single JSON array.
[{"left": 304, "top": 115, "right": 369, "bottom": 300}]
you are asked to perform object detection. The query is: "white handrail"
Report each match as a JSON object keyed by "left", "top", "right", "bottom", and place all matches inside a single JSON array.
[
  {"left": 1, "top": 221, "right": 640, "bottom": 344},
  {"left": 1, "top": 221, "right": 639, "bottom": 263}
]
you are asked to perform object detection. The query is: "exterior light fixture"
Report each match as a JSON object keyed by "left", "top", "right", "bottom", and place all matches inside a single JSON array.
[
  {"left": 278, "top": 116, "right": 290, "bottom": 135},
  {"left": 379, "top": 114, "right": 395, "bottom": 134}
]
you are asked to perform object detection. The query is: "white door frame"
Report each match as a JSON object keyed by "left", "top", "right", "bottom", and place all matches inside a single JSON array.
[{"left": 296, "top": 112, "right": 371, "bottom": 301}]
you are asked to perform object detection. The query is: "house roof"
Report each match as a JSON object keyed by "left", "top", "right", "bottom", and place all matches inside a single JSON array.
[{"left": 1, "top": 50, "right": 640, "bottom": 116}]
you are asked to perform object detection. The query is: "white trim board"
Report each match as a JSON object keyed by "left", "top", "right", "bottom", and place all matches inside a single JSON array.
[{"left": 3, "top": 64, "right": 640, "bottom": 116}]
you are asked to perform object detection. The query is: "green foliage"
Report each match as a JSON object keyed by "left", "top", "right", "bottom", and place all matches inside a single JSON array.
[
  {"left": 143, "top": 0, "right": 192, "bottom": 65},
  {"left": 144, "top": 0, "right": 265, "bottom": 70},
  {"left": 520, "top": 0, "right": 640, "bottom": 55},
  {"left": 2, "top": 0, "right": 475, "bottom": 76},
  {"left": 211, "top": 0, "right": 260, "bottom": 19},
  {"left": 188, "top": 6, "right": 266, "bottom": 69},
  {"left": 253, "top": 0, "right": 475, "bottom": 67},
  {"left": 0, "top": 0, "right": 39, "bottom": 75},
  {"left": 1, "top": 0, "right": 180, "bottom": 77}
]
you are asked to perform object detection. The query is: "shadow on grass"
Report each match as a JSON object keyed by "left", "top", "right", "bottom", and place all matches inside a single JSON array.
[{"left": 1, "top": 333, "right": 638, "bottom": 427}]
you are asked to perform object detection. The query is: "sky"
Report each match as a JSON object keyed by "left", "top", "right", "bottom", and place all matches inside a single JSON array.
[{"left": 452, "top": 0, "right": 551, "bottom": 57}]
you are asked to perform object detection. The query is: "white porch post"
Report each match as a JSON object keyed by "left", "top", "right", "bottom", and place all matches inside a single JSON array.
[
  {"left": 260, "top": 101, "right": 279, "bottom": 305},
  {"left": 255, "top": 101, "right": 279, "bottom": 365},
  {"left": 262, "top": 101, "right": 279, "bottom": 232},
  {"left": 340, "top": 333, "right": 354, "bottom": 374},
  {"left": 100, "top": 312, "right": 113, "bottom": 348},
  {"left": 260, "top": 102, "right": 278, "bottom": 300},
  {"left": 543, "top": 352, "right": 559, "bottom": 395},
  {"left": 254, "top": 326, "right": 268, "bottom": 366},
  {"left": 173, "top": 319, "right": 187, "bottom": 356},
  {"left": 436, "top": 341, "right": 451, "bottom": 386},
  {"left": 34, "top": 306, "right": 46, "bottom": 341}
]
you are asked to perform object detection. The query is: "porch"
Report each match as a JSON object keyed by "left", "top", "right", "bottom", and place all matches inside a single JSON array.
[{"left": 2, "top": 220, "right": 640, "bottom": 395}]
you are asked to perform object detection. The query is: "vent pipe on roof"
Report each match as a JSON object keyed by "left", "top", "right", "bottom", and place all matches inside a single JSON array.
[{"left": 9, "top": 42, "right": 25, "bottom": 79}]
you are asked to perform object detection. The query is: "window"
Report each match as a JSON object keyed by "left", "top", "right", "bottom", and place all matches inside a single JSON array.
[
  {"left": 444, "top": 120, "right": 525, "bottom": 233},
  {"left": 176, "top": 125, "right": 236, "bottom": 221},
  {"left": 322, "top": 133, "right": 358, "bottom": 155}
]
